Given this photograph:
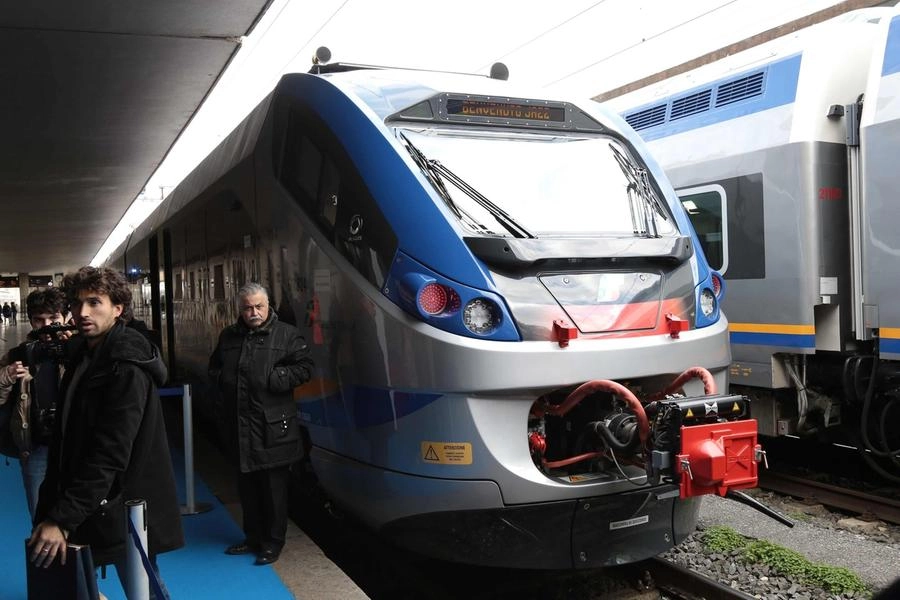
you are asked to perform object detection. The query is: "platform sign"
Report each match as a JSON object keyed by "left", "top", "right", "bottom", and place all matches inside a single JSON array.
[
  {"left": 0, "top": 276, "right": 19, "bottom": 288},
  {"left": 29, "top": 275, "right": 53, "bottom": 287}
]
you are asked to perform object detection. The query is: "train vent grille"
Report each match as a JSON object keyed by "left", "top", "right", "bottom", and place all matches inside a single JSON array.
[
  {"left": 715, "top": 71, "right": 764, "bottom": 107},
  {"left": 625, "top": 104, "right": 667, "bottom": 131},
  {"left": 669, "top": 89, "right": 712, "bottom": 120}
]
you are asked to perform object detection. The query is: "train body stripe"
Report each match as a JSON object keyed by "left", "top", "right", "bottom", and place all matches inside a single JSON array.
[
  {"left": 729, "top": 332, "right": 815, "bottom": 348},
  {"left": 881, "top": 340, "right": 900, "bottom": 356},
  {"left": 729, "top": 323, "right": 815, "bottom": 335},
  {"left": 298, "top": 387, "right": 443, "bottom": 429},
  {"left": 880, "top": 329, "right": 900, "bottom": 356}
]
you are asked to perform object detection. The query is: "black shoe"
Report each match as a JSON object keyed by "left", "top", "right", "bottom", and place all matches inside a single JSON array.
[
  {"left": 254, "top": 549, "right": 280, "bottom": 565},
  {"left": 225, "top": 541, "right": 255, "bottom": 555}
]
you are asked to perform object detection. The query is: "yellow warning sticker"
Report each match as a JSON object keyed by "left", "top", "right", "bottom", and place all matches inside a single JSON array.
[{"left": 421, "top": 441, "right": 472, "bottom": 465}]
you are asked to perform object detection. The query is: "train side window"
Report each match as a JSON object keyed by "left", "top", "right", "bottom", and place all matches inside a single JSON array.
[
  {"left": 678, "top": 185, "right": 728, "bottom": 274},
  {"left": 213, "top": 264, "right": 225, "bottom": 300},
  {"left": 277, "top": 108, "right": 399, "bottom": 289},
  {"left": 189, "top": 271, "right": 196, "bottom": 300},
  {"left": 280, "top": 125, "right": 323, "bottom": 214},
  {"left": 297, "top": 136, "right": 323, "bottom": 206},
  {"left": 175, "top": 272, "right": 183, "bottom": 301},
  {"left": 232, "top": 259, "right": 246, "bottom": 289},
  {"left": 318, "top": 157, "right": 339, "bottom": 232}
]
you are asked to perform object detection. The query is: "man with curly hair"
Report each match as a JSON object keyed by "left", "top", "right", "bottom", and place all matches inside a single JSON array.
[
  {"left": 28, "top": 266, "right": 183, "bottom": 597},
  {"left": 0, "top": 288, "right": 71, "bottom": 519}
]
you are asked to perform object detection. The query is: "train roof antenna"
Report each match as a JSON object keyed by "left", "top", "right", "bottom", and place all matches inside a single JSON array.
[{"left": 489, "top": 62, "right": 509, "bottom": 81}]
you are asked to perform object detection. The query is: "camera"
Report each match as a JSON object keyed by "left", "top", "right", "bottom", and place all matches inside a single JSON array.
[
  {"left": 33, "top": 405, "right": 56, "bottom": 444},
  {"left": 26, "top": 323, "right": 77, "bottom": 364}
]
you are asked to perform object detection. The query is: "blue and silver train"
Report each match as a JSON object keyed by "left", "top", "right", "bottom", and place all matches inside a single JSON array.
[
  {"left": 109, "top": 53, "right": 763, "bottom": 568},
  {"left": 615, "top": 6, "right": 900, "bottom": 479}
]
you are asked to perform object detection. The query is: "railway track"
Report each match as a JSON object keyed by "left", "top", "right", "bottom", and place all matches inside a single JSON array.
[
  {"left": 759, "top": 469, "right": 900, "bottom": 525},
  {"left": 634, "top": 557, "right": 758, "bottom": 600}
]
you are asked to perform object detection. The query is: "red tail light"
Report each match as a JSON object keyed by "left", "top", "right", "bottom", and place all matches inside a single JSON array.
[
  {"left": 418, "top": 283, "right": 460, "bottom": 316},
  {"left": 711, "top": 273, "right": 722, "bottom": 297},
  {"left": 419, "top": 283, "right": 448, "bottom": 315}
]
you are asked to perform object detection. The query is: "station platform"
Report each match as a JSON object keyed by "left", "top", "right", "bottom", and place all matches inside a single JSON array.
[{"left": 0, "top": 322, "right": 368, "bottom": 600}]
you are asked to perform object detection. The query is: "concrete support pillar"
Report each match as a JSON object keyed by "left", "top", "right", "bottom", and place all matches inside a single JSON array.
[{"left": 17, "top": 272, "right": 28, "bottom": 323}]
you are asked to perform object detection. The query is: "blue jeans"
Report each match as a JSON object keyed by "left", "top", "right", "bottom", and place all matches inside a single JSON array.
[{"left": 20, "top": 444, "right": 49, "bottom": 521}]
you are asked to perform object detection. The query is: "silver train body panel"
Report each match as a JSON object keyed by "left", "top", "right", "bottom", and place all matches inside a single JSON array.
[
  {"left": 614, "top": 7, "right": 900, "bottom": 449},
  {"left": 861, "top": 50, "right": 900, "bottom": 359}
]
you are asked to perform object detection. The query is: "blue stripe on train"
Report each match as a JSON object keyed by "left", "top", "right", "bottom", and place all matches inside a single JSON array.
[
  {"left": 299, "top": 387, "right": 442, "bottom": 429},
  {"left": 881, "top": 338, "right": 900, "bottom": 355},
  {"left": 729, "top": 331, "right": 815, "bottom": 348},
  {"left": 630, "top": 54, "right": 801, "bottom": 141},
  {"left": 883, "top": 15, "right": 900, "bottom": 76}
]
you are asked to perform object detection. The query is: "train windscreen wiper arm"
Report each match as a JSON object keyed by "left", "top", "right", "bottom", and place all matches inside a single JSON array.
[
  {"left": 399, "top": 133, "right": 492, "bottom": 234},
  {"left": 427, "top": 159, "right": 535, "bottom": 239},
  {"left": 609, "top": 142, "right": 668, "bottom": 238}
]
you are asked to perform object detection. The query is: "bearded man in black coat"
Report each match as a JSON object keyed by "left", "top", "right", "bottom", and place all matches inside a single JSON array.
[
  {"left": 29, "top": 266, "right": 184, "bottom": 596},
  {"left": 209, "top": 282, "right": 313, "bottom": 566}
]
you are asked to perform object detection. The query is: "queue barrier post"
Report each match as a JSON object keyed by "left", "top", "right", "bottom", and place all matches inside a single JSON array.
[
  {"left": 125, "top": 500, "right": 149, "bottom": 600},
  {"left": 125, "top": 499, "right": 171, "bottom": 600},
  {"left": 158, "top": 383, "right": 212, "bottom": 516}
]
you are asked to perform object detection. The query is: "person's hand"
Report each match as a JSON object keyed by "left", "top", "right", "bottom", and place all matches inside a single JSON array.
[
  {"left": 6, "top": 361, "right": 28, "bottom": 381},
  {"left": 28, "top": 521, "right": 67, "bottom": 568},
  {"left": 61, "top": 318, "right": 78, "bottom": 339}
]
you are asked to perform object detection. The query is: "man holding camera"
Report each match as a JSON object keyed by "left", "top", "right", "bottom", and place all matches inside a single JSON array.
[
  {"left": 28, "top": 266, "right": 183, "bottom": 597},
  {"left": 0, "top": 288, "right": 72, "bottom": 519}
]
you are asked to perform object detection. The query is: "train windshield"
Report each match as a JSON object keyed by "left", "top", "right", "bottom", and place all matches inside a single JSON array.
[{"left": 399, "top": 128, "right": 676, "bottom": 238}]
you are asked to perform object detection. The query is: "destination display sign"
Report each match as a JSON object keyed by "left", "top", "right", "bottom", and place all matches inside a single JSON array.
[
  {"left": 445, "top": 98, "right": 566, "bottom": 123},
  {"left": 29, "top": 275, "right": 53, "bottom": 287}
]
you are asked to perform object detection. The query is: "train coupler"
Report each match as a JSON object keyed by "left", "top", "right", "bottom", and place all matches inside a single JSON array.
[
  {"left": 675, "top": 418, "right": 759, "bottom": 498},
  {"left": 648, "top": 394, "right": 761, "bottom": 498}
]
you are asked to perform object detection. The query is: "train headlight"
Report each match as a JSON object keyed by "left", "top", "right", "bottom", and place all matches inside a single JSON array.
[
  {"left": 699, "top": 289, "right": 716, "bottom": 317},
  {"left": 463, "top": 298, "right": 500, "bottom": 335}
]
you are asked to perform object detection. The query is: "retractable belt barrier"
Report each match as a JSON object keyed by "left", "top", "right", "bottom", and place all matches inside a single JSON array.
[
  {"left": 158, "top": 383, "right": 212, "bottom": 515},
  {"left": 126, "top": 500, "right": 169, "bottom": 600}
]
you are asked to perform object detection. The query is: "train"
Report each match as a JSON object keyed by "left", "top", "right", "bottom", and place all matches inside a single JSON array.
[
  {"left": 612, "top": 6, "right": 900, "bottom": 480},
  {"left": 106, "top": 51, "right": 768, "bottom": 569}
]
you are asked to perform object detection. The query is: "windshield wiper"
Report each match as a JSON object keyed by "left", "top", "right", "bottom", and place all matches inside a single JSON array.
[
  {"left": 399, "top": 133, "right": 494, "bottom": 234},
  {"left": 427, "top": 159, "right": 535, "bottom": 239},
  {"left": 609, "top": 143, "right": 668, "bottom": 238}
]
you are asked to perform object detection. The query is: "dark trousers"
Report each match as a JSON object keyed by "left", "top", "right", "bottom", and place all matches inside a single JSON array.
[{"left": 237, "top": 465, "right": 291, "bottom": 553}]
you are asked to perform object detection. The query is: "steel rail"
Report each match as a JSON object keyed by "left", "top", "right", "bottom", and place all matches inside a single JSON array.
[
  {"left": 641, "top": 557, "right": 758, "bottom": 600},
  {"left": 760, "top": 470, "right": 900, "bottom": 525}
]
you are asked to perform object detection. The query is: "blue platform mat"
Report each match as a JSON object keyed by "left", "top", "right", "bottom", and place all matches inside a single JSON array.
[{"left": 0, "top": 450, "right": 293, "bottom": 600}]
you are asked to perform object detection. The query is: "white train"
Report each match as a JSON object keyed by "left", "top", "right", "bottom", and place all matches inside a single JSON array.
[
  {"left": 108, "top": 53, "right": 765, "bottom": 568},
  {"left": 614, "top": 6, "right": 900, "bottom": 479}
]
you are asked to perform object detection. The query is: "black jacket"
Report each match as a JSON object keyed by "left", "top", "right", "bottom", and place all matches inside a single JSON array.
[
  {"left": 209, "top": 311, "right": 312, "bottom": 473},
  {"left": 0, "top": 333, "right": 63, "bottom": 457},
  {"left": 36, "top": 321, "right": 184, "bottom": 565}
]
